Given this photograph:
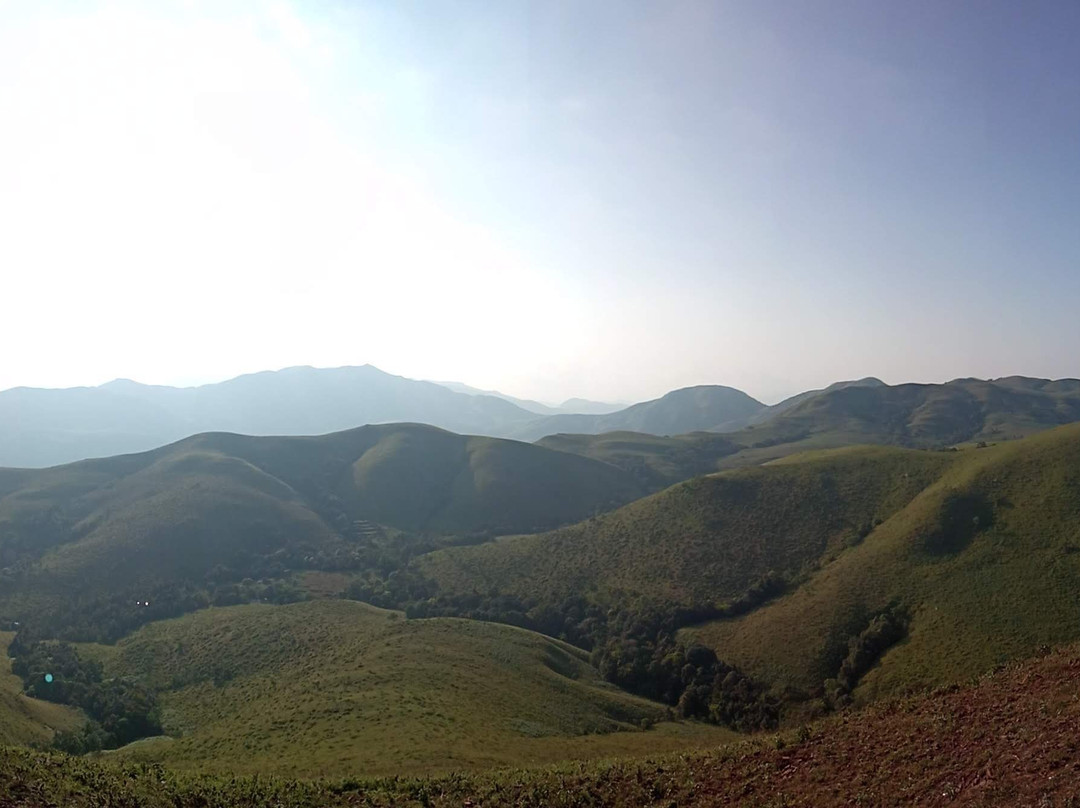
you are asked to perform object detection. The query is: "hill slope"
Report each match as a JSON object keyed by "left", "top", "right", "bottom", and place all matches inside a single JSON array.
[
  {"left": 5, "top": 643, "right": 1080, "bottom": 806},
  {"left": 419, "top": 446, "right": 956, "bottom": 609},
  {"left": 717, "top": 375, "right": 1080, "bottom": 467},
  {"left": 421, "top": 424, "right": 1080, "bottom": 710},
  {"left": 85, "top": 600, "right": 732, "bottom": 777},
  {"left": 686, "top": 423, "right": 1080, "bottom": 701},
  {"left": 536, "top": 431, "right": 743, "bottom": 489},
  {"left": 0, "top": 424, "right": 644, "bottom": 639},
  {"left": 513, "top": 385, "right": 765, "bottom": 442}
]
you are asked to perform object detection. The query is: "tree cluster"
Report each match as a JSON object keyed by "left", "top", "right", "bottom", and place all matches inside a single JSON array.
[{"left": 10, "top": 635, "right": 161, "bottom": 752}]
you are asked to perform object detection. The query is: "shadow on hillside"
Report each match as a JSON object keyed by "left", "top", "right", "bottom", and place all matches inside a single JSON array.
[{"left": 922, "top": 491, "right": 994, "bottom": 556}]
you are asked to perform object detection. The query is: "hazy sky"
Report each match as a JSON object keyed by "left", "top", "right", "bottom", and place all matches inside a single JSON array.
[{"left": 2, "top": 1, "right": 1078, "bottom": 405}]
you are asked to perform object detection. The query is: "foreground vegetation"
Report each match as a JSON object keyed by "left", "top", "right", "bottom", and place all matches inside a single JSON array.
[
  {"left": 73, "top": 600, "right": 733, "bottom": 777},
  {"left": 5, "top": 643, "right": 1080, "bottom": 806}
]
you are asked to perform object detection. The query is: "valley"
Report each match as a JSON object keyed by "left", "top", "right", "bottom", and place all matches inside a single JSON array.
[{"left": 3, "top": 374, "right": 1080, "bottom": 803}]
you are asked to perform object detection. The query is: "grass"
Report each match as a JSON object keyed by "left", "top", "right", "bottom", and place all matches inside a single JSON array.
[
  {"left": 419, "top": 445, "right": 957, "bottom": 608},
  {"left": 715, "top": 375, "right": 1080, "bottom": 468},
  {"left": 80, "top": 600, "right": 733, "bottom": 778},
  {"left": 5, "top": 642, "right": 1080, "bottom": 806},
  {"left": 0, "top": 423, "right": 646, "bottom": 631},
  {"left": 536, "top": 431, "right": 742, "bottom": 489},
  {"left": 421, "top": 424, "right": 1080, "bottom": 714},
  {"left": 686, "top": 423, "right": 1080, "bottom": 702},
  {"left": 0, "top": 632, "right": 83, "bottom": 746}
]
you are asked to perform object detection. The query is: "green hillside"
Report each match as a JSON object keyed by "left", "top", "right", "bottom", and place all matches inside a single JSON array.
[
  {"left": 419, "top": 424, "right": 1080, "bottom": 717},
  {"left": 419, "top": 445, "right": 957, "bottom": 609},
  {"left": 686, "top": 422, "right": 1080, "bottom": 703},
  {"left": 514, "top": 385, "right": 765, "bottom": 442},
  {"left": 0, "top": 424, "right": 644, "bottom": 640},
  {"left": 536, "top": 431, "right": 742, "bottom": 489},
  {"left": 0, "top": 633, "right": 83, "bottom": 747},
  {"left": 81, "top": 600, "right": 732, "bottom": 777},
  {"left": 6, "top": 643, "right": 1080, "bottom": 806},
  {"left": 716, "top": 375, "right": 1080, "bottom": 468},
  {"left": 534, "top": 376, "right": 1080, "bottom": 481}
]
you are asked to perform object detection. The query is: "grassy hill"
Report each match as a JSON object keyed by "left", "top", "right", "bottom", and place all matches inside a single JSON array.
[
  {"left": 716, "top": 375, "right": 1080, "bottom": 467},
  {"left": 532, "top": 376, "right": 1080, "bottom": 482},
  {"left": 78, "top": 600, "right": 733, "bottom": 778},
  {"left": 419, "top": 445, "right": 957, "bottom": 609},
  {"left": 420, "top": 423, "right": 1080, "bottom": 714},
  {"left": 0, "top": 424, "right": 644, "bottom": 640},
  {"left": 513, "top": 385, "right": 765, "bottom": 442},
  {"left": 685, "top": 422, "right": 1080, "bottom": 703},
  {"left": 0, "top": 633, "right": 83, "bottom": 747},
  {"left": 536, "top": 431, "right": 743, "bottom": 489},
  {"left": 5, "top": 642, "right": 1080, "bottom": 806}
]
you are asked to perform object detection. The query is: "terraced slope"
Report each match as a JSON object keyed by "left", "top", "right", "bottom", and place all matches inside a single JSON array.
[
  {"left": 82, "top": 600, "right": 732, "bottom": 777},
  {"left": 5, "top": 643, "right": 1080, "bottom": 806}
]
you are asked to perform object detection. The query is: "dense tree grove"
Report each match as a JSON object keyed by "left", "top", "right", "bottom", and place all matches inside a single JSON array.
[{"left": 9, "top": 635, "right": 161, "bottom": 752}]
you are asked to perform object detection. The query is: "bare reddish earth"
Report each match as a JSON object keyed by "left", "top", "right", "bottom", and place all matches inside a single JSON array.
[{"left": 587, "top": 646, "right": 1080, "bottom": 807}]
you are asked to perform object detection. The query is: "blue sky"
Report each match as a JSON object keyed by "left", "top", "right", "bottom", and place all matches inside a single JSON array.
[{"left": 1, "top": 1, "right": 1077, "bottom": 404}]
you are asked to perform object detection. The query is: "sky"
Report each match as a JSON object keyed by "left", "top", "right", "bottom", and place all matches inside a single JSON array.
[{"left": 1, "top": 1, "right": 1078, "bottom": 406}]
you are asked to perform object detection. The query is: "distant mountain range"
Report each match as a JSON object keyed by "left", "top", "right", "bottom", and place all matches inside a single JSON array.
[
  {"left": 1, "top": 365, "right": 1079, "bottom": 468},
  {"left": 431, "top": 381, "right": 624, "bottom": 416},
  {"left": 0, "top": 366, "right": 765, "bottom": 468}
]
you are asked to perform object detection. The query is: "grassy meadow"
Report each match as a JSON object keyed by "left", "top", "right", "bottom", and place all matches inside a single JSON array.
[
  {"left": 6, "top": 642, "right": 1080, "bottom": 806},
  {"left": 686, "top": 423, "right": 1080, "bottom": 701},
  {"left": 79, "top": 600, "right": 734, "bottom": 778}
]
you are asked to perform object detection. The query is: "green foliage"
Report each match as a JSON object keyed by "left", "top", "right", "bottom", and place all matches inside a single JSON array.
[
  {"left": 715, "top": 375, "right": 1080, "bottom": 469},
  {"left": 419, "top": 445, "right": 953, "bottom": 609},
  {"left": 8, "top": 637, "right": 160, "bottom": 751},
  {"left": 536, "top": 431, "right": 742, "bottom": 490},
  {"left": 0, "top": 424, "right": 644, "bottom": 641},
  {"left": 81, "top": 600, "right": 731, "bottom": 778},
  {"left": 689, "top": 423, "right": 1080, "bottom": 703},
  {"left": 5, "top": 641, "right": 1080, "bottom": 806}
]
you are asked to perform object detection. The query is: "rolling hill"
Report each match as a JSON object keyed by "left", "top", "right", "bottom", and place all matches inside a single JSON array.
[
  {"left": 511, "top": 385, "right": 766, "bottom": 442},
  {"left": 528, "top": 377, "right": 1080, "bottom": 481},
  {"left": 536, "top": 431, "right": 743, "bottom": 489},
  {"left": 79, "top": 600, "right": 733, "bottom": 777},
  {"left": 419, "top": 423, "right": 1080, "bottom": 712},
  {"left": 0, "top": 423, "right": 645, "bottom": 640},
  {"left": 715, "top": 375, "right": 1080, "bottom": 467},
  {"left": 686, "top": 422, "right": 1080, "bottom": 702},
  {"left": 418, "top": 445, "right": 957, "bottom": 609},
  {"left": 5, "top": 642, "right": 1080, "bottom": 806}
]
